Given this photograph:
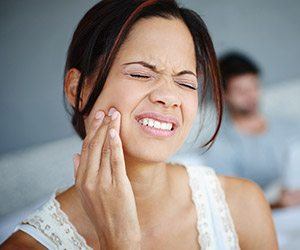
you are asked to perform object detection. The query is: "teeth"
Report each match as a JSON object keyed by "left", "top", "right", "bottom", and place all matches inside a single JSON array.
[
  {"left": 161, "top": 123, "right": 167, "bottom": 130},
  {"left": 148, "top": 119, "right": 154, "bottom": 127},
  {"left": 154, "top": 121, "right": 160, "bottom": 129},
  {"left": 138, "top": 118, "right": 173, "bottom": 131},
  {"left": 166, "top": 123, "right": 172, "bottom": 130},
  {"left": 142, "top": 119, "right": 149, "bottom": 126}
]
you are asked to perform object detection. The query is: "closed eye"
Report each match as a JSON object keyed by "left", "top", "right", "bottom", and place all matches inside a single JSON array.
[
  {"left": 177, "top": 82, "right": 197, "bottom": 90},
  {"left": 129, "top": 74, "right": 151, "bottom": 79}
]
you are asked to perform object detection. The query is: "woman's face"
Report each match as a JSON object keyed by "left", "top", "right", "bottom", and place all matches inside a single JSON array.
[{"left": 85, "top": 17, "right": 198, "bottom": 163}]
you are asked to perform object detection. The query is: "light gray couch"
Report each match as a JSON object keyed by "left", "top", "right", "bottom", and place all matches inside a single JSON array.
[
  {"left": 0, "top": 136, "right": 83, "bottom": 242},
  {"left": 0, "top": 136, "right": 82, "bottom": 217}
]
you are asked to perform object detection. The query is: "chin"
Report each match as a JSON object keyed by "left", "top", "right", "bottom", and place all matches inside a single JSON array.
[
  {"left": 240, "top": 107, "right": 256, "bottom": 115},
  {"left": 121, "top": 134, "right": 183, "bottom": 164},
  {"left": 126, "top": 141, "right": 179, "bottom": 163},
  {"left": 119, "top": 116, "right": 191, "bottom": 164},
  {"left": 124, "top": 150, "right": 170, "bottom": 164}
]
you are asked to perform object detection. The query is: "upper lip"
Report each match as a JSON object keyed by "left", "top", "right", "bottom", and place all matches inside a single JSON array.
[{"left": 135, "top": 111, "right": 180, "bottom": 129}]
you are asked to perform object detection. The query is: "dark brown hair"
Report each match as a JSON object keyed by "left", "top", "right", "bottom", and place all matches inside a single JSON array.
[
  {"left": 219, "top": 51, "right": 260, "bottom": 91},
  {"left": 63, "top": 0, "right": 223, "bottom": 148}
]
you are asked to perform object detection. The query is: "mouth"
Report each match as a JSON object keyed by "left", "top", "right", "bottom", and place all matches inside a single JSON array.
[{"left": 135, "top": 112, "right": 179, "bottom": 137}]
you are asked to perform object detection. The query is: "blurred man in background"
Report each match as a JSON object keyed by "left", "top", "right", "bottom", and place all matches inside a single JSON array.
[{"left": 203, "top": 52, "right": 300, "bottom": 207}]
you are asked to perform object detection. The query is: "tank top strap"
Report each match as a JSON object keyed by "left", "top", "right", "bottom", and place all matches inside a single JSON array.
[
  {"left": 18, "top": 192, "right": 92, "bottom": 250},
  {"left": 185, "top": 165, "right": 240, "bottom": 250}
]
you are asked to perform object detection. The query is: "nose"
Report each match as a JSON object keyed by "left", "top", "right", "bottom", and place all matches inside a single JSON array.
[{"left": 148, "top": 80, "right": 181, "bottom": 108}]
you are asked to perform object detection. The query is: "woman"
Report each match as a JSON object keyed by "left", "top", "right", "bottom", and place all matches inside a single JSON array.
[{"left": 1, "top": 0, "right": 278, "bottom": 249}]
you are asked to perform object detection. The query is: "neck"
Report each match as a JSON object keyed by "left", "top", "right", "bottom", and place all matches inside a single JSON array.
[{"left": 124, "top": 155, "right": 171, "bottom": 227}]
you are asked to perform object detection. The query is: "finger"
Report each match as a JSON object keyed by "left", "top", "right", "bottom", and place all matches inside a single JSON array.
[
  {"left": 98, "top": 115, "right": 115, "bottom": 182},
  {"left": 73, "top": 153, "right": 80, "bottom": 179},
  {"left": 76, "top": 110, "right": 104, "bottom": 182},
  {"left": 85, "top": 115, "right": 111, "bottom": 181},
  {"left": 98, "top": 107, "right": 119, "bottom": 180},
  {"left": 107, "top": 108, "right": 127, "bottom": 180},
  {"left": 108, "top": 107, "right": 121, "bottom": 134},
  {"left": 109, "top": 127, "right": 127, "bottom": 182}
]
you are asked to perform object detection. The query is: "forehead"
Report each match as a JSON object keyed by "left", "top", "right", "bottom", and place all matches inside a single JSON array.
[
  {"left": 115, "top": 17, "right": 197, "bottom": 72},
  {"left": 228, "top": 74, "right": 260, "bottom": 89}
]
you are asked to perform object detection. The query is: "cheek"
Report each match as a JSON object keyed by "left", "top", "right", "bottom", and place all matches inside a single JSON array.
[
  {"left": 228, "top": 93, "right": 242, "bottom": 105},
  {"left": 92, "top": 80, "right": 130, "bottom": 110},
  {"left": 184, "top": 94, "right": 198, "bottom": 127},
  {"left": 85, "top": 79, "right": 144, "bottom": 130},
  {"left": 83, "top": 85, "right": 125, "bottom": 131}
]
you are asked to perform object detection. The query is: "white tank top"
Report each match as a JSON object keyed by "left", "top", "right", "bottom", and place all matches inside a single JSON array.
[{"left": 14, "top": 166, "right": 240, "bottom": 249}]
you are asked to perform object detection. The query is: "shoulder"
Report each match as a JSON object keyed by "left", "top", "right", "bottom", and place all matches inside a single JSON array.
[
  {"left": 55, "top": 186, "right": 99, "bottom": 246},
  {"left": 218, "top": 175, "right": 278, "bottom": 250},
  {"left": 1, "top": 186, "right": 93, "bottom": 249},
  {"left": 55, "top": 186, "right": 96, "bottom": 237},
  {"left": 1, "top": 230, "right": 46, "bottom": 249}
]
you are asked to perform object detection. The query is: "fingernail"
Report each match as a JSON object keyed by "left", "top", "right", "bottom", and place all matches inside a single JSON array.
[
  {"left": 95, "top": 111, "right": 104, "bottom": 120},
  {"left": 72, "top": 154, "right": 78, "bottom": 165},
  {"left": 108, "top": 107, "right": 116, "bottom": 117},
  {"left": 111, "top": 110, "right": 119, "bottom": 120},
  {"left": 109, "top": 128, "right": 116, "bottom": 139}
]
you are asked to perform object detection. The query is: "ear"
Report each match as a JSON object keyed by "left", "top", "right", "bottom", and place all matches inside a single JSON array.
[{"left": 64, "top": 68, "right": 84, "bottom": 109}]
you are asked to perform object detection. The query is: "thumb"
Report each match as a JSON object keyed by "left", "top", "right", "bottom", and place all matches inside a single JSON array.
[{"left": 73, "top": 153, "right": 81, "bottom": 179}]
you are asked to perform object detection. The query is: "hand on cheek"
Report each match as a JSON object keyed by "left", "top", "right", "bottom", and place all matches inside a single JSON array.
[{"left": 73, "top": 107, "right": 141, "bottom": 248}]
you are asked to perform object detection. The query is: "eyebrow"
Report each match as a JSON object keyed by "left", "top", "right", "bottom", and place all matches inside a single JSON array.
[{"left": 122, "top": 61, "right": 197, "bottom": 78}]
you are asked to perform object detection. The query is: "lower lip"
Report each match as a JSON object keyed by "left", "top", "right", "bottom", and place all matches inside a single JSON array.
[{"left": 137, "top": 122, "right": 176, "bottom": 137}]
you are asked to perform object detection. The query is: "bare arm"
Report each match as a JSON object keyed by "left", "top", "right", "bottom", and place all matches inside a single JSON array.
[
  {"left": 222, "top": 176, "right": 278, "bottom": 250},
  {"left": 0, "top": 231, "right": 47, "bottom": 250},
  {"left": 272, "top": 189, "right": 300, "bottom": 208}
]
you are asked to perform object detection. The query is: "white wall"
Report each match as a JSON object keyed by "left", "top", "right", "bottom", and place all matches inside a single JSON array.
[{"left": 261, "top": 78, "right": 300, "bottom": 122}]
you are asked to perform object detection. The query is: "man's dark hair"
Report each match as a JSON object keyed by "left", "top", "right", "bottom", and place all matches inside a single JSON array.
[{"left": 218, "top": 52, "right": 260, "bottom": 91}]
